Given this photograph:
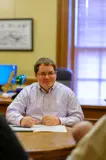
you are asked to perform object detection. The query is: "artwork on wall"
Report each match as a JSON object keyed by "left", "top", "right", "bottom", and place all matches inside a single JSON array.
[{"left": 0, "top": 18, "right": 33, "bottom": 51}]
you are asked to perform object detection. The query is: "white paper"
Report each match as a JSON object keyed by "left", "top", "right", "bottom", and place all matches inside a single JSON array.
[
  {"left": 10, "top": 124, "right": 67, "bottom": 132},
  {"left": 32, "top": 125, "right": 67, "bottom": 132}
]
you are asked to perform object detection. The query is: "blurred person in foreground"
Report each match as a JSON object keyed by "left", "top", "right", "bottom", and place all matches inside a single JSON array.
[
  {"left": 67, "top": 115, "right": 106, "bottom": 160},
  {"left": 0, "top": 115, "right": 32, "bottom": 160}
]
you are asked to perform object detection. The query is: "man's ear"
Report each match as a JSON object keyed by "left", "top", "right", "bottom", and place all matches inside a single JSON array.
[
  {"left": 34, "top": 72, "right": 37, "bottom": 78},
  {"left": 34, "top": 72, "right": 38, "bottom": 81}
]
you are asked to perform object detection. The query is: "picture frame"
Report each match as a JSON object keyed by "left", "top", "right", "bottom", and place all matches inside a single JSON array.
[{"left": 0, "top": 18, "right": 33, "bottom": 51}]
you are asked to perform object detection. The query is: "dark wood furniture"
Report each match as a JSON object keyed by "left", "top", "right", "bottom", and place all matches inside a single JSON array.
[
  {"left": 0, "top": 98, "right": 11, "bottom": 114},
  {"left": 24, "top": 77, "right": 37, "bottom": 85},
  {"left": 16, "top": 128, "right": 76, "bottom": 160},
  {"left": 79, "top": 99, "right": 106, "bottom": 123},
  {"left": 0, "top": 98, "right": 106, "bottom": 123}
]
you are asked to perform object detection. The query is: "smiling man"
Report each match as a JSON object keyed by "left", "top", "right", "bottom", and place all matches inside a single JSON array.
[{"left": 6, "top": 57, "right": 84, "bottom": 127}]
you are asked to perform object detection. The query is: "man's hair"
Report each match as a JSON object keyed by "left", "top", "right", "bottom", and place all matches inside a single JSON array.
[
  {"left": 72, "top": 121, "right": 93, "bottom": 143},
  {"left": 34, "top": 57, "right": 56, "bottom": 73}
]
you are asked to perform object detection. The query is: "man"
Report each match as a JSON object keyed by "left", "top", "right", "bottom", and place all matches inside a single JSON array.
[
  {"left": 67, "top": 115, "right": 106, "bottom": 160},
  {"left": 6, "top": 57, "right": 84, "bottom": 127},
  {"left": 0, "top": 115, "right": 29, "bottom": 160}
]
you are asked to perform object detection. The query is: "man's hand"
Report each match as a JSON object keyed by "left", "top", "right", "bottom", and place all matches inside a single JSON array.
[
  {"left": 42, "top": 116, "right": 61, "bottom": 126},
  {"left": 20, "top": 116, "right": 41, "bottom": 127}
]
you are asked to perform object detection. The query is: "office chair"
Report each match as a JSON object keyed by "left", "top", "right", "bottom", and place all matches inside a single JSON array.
[{"left": 56, "top": 68, "right": 73, "bottom": 88}]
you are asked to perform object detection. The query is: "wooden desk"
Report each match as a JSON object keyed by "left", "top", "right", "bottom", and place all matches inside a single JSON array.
[
  {"left": 79, "top": 99, "right": 106, "bottom": 123},
  {"left": 0, "top": 98, "right": 11, "bottom": 114},
  {"left": 16, "top": 128, "right": 76, "bottom": 160},
  {"left": 0, "top": 98, "right": 106, "bottom": 123}
]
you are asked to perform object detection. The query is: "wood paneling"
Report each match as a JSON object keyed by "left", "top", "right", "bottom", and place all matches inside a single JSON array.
[
  {"left": 25, "top": 77, "right": 37, "bottom": 85},
  {"left": 56, "top": 0, "right": 69, "bottom": 67}
]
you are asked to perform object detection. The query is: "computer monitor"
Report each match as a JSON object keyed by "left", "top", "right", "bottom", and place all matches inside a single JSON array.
[{"left": 0, "top": 65, "right": 17, "bottom": 86}]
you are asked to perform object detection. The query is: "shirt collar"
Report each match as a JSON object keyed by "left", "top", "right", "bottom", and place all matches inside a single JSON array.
[{"left": 37, "top": 82, "right": 57, "bottom": 93}]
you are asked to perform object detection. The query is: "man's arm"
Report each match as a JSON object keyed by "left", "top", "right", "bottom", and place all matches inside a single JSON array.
[
  {"left": 59, "top": 91, "right": 84, "bottom": 126},
  {"left": 42, "top": 90, "right": 84, "bottom": 127},
  {"left": 6, "top": 87, "right": 29, "bottom": 125}
]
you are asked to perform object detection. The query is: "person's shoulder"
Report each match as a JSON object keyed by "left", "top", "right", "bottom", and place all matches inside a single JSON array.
[
  {"left": 23, "top": 82, "right": 38, "bottom": 90},
  {"left": 55, "top": 82, "right": 73, "bottom": 93},
  {"left": 20, "top": 82, "right": 38, "bottom": 94},
  {"left": 94, "top": 114, "right": 106, "bottom": 128}
]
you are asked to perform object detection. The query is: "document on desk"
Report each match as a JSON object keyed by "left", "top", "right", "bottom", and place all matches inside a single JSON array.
[
  {"left": 10, "top": 125, "right": 34, "bottom": 132},
  {"left": 33, "top": 125, "right": 67, "bottom": 132},
  {"left": 10, "top": 125, "right": 67, "bottom": 132}
]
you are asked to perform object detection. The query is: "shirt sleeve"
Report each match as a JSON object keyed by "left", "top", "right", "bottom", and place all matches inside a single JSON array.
[
  {"left": 6, "top": 87, "right": 29, "bottom": 126},
  {"left": 59, "top": 91, "right": 84, "bottom": 126}
]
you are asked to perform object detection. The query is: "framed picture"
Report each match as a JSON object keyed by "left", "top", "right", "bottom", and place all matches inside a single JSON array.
[{"left": 0, "top": 18, "right": 33, "bottom": 51}]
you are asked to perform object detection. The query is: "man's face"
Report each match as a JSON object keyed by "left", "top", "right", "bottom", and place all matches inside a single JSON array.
[{"left": 36, "top": 64, "right": 56, "bottom": 91}]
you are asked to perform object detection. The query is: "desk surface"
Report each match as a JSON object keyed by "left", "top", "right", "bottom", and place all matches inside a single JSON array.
[
  {"left": 0, "top": 97, "right": 11, "bottom": 104},
  {"left": 16, "top": 128, "right": 76, "bottom": 160}
]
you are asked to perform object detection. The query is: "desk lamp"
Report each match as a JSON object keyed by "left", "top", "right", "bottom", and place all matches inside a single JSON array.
[
  {"left": 0, "top": 73, "right": 26, "bottom": 99},
  {"left": 12, "top": 74, "right": 26, "bottom": 85}
]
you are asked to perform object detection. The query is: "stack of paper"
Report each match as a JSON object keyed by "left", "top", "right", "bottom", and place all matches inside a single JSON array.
[
  {"left": 10, "top": 124, "right": 67, "bottom": 132},
  {"left": 33, "top": 125, "right": 67, "bottom": 132}
]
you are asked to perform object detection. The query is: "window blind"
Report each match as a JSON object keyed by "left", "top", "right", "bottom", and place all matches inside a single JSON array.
[{"left": 74, "top": 0, "right": 106, "bottom": 99}]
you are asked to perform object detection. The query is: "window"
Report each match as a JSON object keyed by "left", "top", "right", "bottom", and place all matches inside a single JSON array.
[{"left": 73, "top": 0, "right": 106, "bottom": 99}]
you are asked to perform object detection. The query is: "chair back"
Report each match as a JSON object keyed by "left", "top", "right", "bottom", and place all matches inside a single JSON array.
[{"left": 56, "top": 68, "right": 73, "bottom": 88}]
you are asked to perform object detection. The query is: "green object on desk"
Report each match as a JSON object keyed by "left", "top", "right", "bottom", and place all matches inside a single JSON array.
[{"left": 12, "top": 74, "right": 26, "bottom": 85}]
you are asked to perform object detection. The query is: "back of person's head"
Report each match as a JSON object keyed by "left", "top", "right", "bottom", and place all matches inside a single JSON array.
[
  {"left": 34, "top": 57, "right": 56, "bottom": 74},
  {"left": 0, "top": 115, "right": 29, "bottom": 160},
  {"left": 72, "top": 121, "right": 93, "bottom": 143}
]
